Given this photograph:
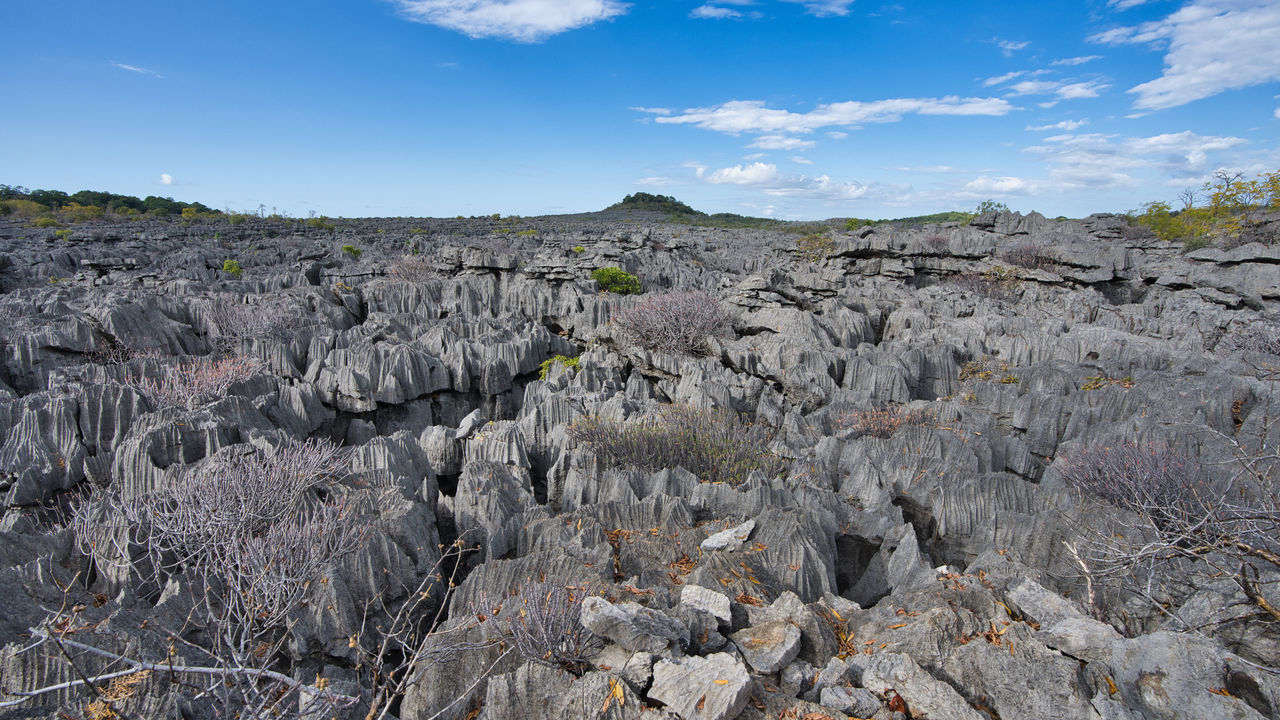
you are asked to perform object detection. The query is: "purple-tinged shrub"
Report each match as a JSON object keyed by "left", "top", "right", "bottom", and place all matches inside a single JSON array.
[
  {"left": 1056, "top": 442, "right": 1205, "bottom": 525},
  {"left": 612, "top": 290, "right": 733, "bottom": 356}
]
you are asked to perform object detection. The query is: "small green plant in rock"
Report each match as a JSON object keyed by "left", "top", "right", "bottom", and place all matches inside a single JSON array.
[
  {"left": 33, "top": 216, "right": 59, "bottom": 228},
  {"left": 591, "top": 267, "right": 641, "bottom": 295},
  {"left": 54, "top": 229, "right": 72, "bottom": 241},
  {"left": 538, "top": 354, "right": 580, "bottom": 380},
  {"left": 342, "top": 245, "right": 362, "bottom": 259},
  {"left": 571, "top": 246, "right": 585, "bottom": 254},
  {"left": 222, "top": 259, "right": 243, "bottom": 278}
]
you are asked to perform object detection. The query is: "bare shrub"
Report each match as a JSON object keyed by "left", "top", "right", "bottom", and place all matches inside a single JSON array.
[
  {"left": 1217, "top": 321, "right": 1280, "bottom": 358},
  {"left": 838, "top": 406, "right": 934, "bottom": 439},
  {"left": 1057, "top": 442, "right": 1206, "bottom": 529},
  {"left": 130, "top": 355, "right": 263, "bottom": 408},
  {"left": 1001, "top": 243, "right": 1059, "bottom": 271},
  {"left": 568, "top": 404, "right": 786, "bottom": 486},
  {"left": 1059, "top": 438, "right": 1280, "bottom": 636},
  {"left": 206, "top": 298, "right": 301, "bottom": 354},
  {"left": 947, "top": 266, "right": 1021, "bottom": 302},
  {"left": 387, "top": 254, "right": 438, "bottom": 282},
  {"left": 507, "top": 582, "right": 603, "bottom": 672},
  {"left": 59, "top": 438, "right": 372, "bottom": 717},
  {"left": 612, "top": 290, "right": 733, "bottom": 356}
]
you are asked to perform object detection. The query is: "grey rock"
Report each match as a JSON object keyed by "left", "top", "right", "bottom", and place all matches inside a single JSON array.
[
  {"left": 650, "top": 652, "right": 752, "bottom": 720},
  {"left": 700, "top": 518, "right": 755, "bottom": 552},
  {"left": 730, "top": 620, "right": 801, "bottom": 674},
  {"left": 580, "top": 596, "right": 689, "bottom": 655}
]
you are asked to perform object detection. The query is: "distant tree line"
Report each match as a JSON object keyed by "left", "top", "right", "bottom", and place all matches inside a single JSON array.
[{"left": 0, "top": 184, "right": 222, "bottom": 222}]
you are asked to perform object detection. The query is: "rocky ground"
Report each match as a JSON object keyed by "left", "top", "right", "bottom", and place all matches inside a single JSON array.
[{"left": 0, "top": 208, "right": 1277, "bottom": 719}]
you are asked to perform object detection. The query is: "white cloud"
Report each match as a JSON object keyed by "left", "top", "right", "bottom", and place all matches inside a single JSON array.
[
  {"left": 160, "top": 173, "right": 175, "bottom": 186},
  {"left": 691, "top": 5, "right": 742, "bottom": 18},
  {"left": 1275, "top": 107, "right": 1280, "bottom": 119},
  {"left": 743, "top": 152, "right": 767, "bottom": 160},
  {"left": 630, "top": 106, "right": 671, "bottom": 115},
  {"left": 827, "top": 131, "right": 849, "bottom": 139},
  {"left": 748, "top": 135, "right": 817, "bottom": 150},
  {"left": 1109, "top": 0, "right": 1154, "bottom": 9},
  {"left": 111, "top": 61, "right": 162, "bottom": 78},
  {"left": 1091, "top": 0, "right": 1280, "bottom": 110},
  {"left": 1025, "top": 130, "right": 1247, "bottom": 189},
  {"left": 645, "top": 96, "right": 1013, "bottom": 135},
  {"left": 704, "top": 162, "right": 871, "bottom": 200},
  {"left": 1026, "top": 119, "right": 1089, "bottom": 132},
  {"left": 1051, "top": 55, "right": 1101, "bottom": 66},
  {"left": 779, "top": 0, "right": 856, "bottom": 16},
  {"left": 997, "top": 39, "right": 1030, "bottom": 57},
  {"left": 964, "top": 176, "right": 1041, "bottom": 195},
  {"left": 790, "top": 156, "right": 814, "bottom": 165},
  {"left": 392, "top": 0, "right": 628, "bottom": 42},
  {"left": 708, "top": 162, "right": 781, "bottom": 185}
]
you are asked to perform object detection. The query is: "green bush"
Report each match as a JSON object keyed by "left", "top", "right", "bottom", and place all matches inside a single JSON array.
[
  {"left": 222, "top": 259, "right": 243, "bottom": 278},
  {"left": 33, "top": 216, "right": 59, "bottom": 228},
  {"left": 571, "top": 245, "right": 585, "bottom": 254},
  {"left": 591, "top": 267, "right": 640, "bottom": 295},
  {"left": 538, "top": 354, "right": 580, "bottom": 380},
  {"left": 54, "top": 229, "right": 72, "bottom": 241},
  {"left": 342, "top": 245, "right": 362, "bottom": 259}
]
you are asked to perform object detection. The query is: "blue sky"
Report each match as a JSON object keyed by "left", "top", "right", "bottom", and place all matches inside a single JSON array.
[{"left": 3, "top": 0, "right": 1278, "bottom": 220}]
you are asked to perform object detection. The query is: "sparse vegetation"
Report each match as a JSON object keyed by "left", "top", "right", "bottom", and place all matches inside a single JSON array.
[
  {"left": 568, "top": 404, "right": 786, "bottom": 486},
  {"left": 591, "top": 266, "right": 641, "bottom": 295},
  {"left": 342, "top": 244, "right": 362, "bottom": 259},
  {"left": 538, "top": 354, "right": 580, "bottom": 380},
  {"left": 222, "top": 258, "right": 243, "bottom": 278},
  {"left": 1001, "top": 243, "right": 1059, "bottom": 271},
  {"left": 795, "top": 233, "right": 836, "bottom": 262},
  {"left": 388, "top": 254, "right": 437, "bottom": 282},
  {"left": 948, "top": 266, "right": 1021, "bottom": 301},
  {"left": 611, "top": 290, "right": 733, "bottom": 356},
  {"left": 837, "top": 406, "right": 934, "bottom": 439}
]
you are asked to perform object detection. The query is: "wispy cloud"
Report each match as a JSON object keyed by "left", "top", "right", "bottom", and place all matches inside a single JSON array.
[
  {"left": 1091, "top": 0, "right": 1280, "bottom": 110},
  {"left": 790, "top": 156, "right": 814, "bottom": 165},
  {"left": 391, "top": 0, "right": 629, "bottom": 42},
  {"left": 963, "top": 175, "right": 1041, "bottom": 196},
  {"left": 1051, "top": 55, "right": 1101, "bottom": 66},
  {"left": 997, "top": 39, "right": 1030, "bottom": 57},
  {"left": 641, "top": 96, "right": 1013, "bottom": 136},
  {"left": 983, "top": 70, "right": 1025, "bottom": 87},
  {"left": 1005, "top": 79, "right": 1109, "bottom": 103},
  {"left": 691, "top": 5, "right": 744, "bottom": 18},
  {"left": 748, "top": 135, "right": 816, "bottom": 150},
  {"left": 1109, "top": 0, "right": 1155, "bottom": 9},
  {"left": 1026, "top": 119, "right": 1089, "bottom": 132},
  {"left": 779, "top": 0, "right": 856, "bottom": 16},
  {"left": 111, "top": 61, "right": 163, "bottom": 78},
  {"left": 1025, "top": 130, "right": 1247, "bottom": 189}
]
